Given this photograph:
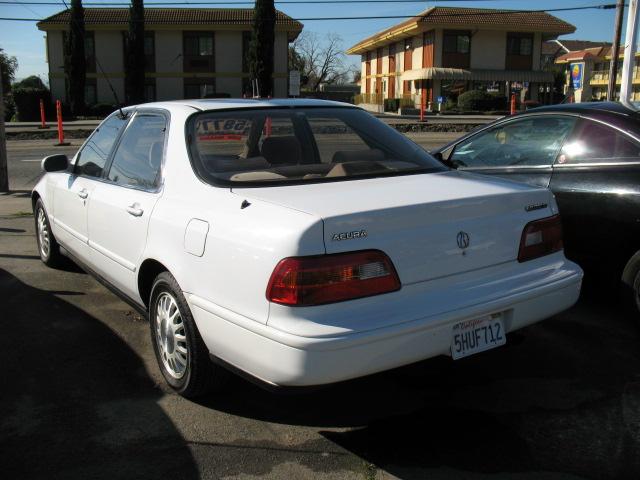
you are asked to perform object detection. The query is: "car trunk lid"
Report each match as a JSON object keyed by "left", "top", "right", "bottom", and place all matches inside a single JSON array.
[{"left": 233, "top": 171, "right": 556, "bottom": 284}]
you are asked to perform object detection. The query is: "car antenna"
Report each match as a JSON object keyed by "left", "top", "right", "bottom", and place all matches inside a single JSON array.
[{"left": 61, "top": 0, "right": 128, "bottom": 119}]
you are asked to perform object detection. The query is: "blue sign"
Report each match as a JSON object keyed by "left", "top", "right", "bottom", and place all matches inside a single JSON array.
[
  {"left": 437, "top": 96, "right": 446, "bottom": 103},
  {"left": 570, "top": 63, "right": 584, "bottom": 90}
]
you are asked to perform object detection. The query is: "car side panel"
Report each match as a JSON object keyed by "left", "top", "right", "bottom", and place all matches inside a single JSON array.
[
  {"left": 457, "top": 166, "right": 552, "bottom": 189},
  {"left": 549, "top": 162, "right": 640, "bottom": 268}
]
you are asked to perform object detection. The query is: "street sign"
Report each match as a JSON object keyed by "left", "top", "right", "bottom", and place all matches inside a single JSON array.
[
  {"left": 289, "top": 70, "right": 300, "bottom": 97},
  {"left": 437, "top": 96, "right": 445, "bottom": 103}
]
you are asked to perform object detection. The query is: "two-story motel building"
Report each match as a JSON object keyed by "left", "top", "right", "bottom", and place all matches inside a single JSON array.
[
  {"left": 347, "top": 7, "right": 576, "bottom": 112},
  {"left": 37, "top": 8, "right": 303, "bottom": 104}
]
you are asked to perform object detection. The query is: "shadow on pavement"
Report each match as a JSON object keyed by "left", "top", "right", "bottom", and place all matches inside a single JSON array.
[
  {"left": 0, "top": 268, "right": 199, "bottom": 480},
  {"left": 198, "top": 284, "right": 640, "bottom": 480}
]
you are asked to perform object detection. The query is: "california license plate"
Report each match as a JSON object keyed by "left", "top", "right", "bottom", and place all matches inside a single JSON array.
[{"left": 451, "top": 315, "right": 506, "bottom": 360}]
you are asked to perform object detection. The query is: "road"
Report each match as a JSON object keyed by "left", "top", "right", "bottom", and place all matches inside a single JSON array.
[
  {"left": 4, "top": 132, "right": 463, "bottom": 191},
  {"left": 2, "top": 192, "right": 640, "bottom": 479}
]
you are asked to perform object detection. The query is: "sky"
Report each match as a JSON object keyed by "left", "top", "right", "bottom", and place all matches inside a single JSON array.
[{"left": 0, "top": 0, "right": 627, "bottom": 82}]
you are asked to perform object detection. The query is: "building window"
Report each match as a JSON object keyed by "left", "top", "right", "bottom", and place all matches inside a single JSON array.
[
  {"left": 144, "top": 79, "right": 156, "bottom": 102},
  {"left": 443, "top": 31, "right": 470, "bottom": 54},
  {"left": 144, "top": 32, "right": 155, "bottom": 72},
  {"left": 184, "top": 78, "right": 216, "bottom": 98},
  {"left": 183, "top": 32, "right": 215, "bottom": 72},
  {"left": 242, "top": 31, "right": 251, "bottom": 73},
  {"left": 85, "top": 32, "right": 96, "bottom": 72},
  {"left": 507, "top": 34, "right": 533, "bottom": 56},
  {"left": 85, "top": 78, "right": 97, "bottom": 105}
]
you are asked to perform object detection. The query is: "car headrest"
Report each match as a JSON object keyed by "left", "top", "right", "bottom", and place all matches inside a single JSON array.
[
  {"left": 260, "top": 136, "right": 302, "bottom": 165},
  {"left": 331, "top": 149, "right": 385, "bottom": 164},
  {"left": 149, "top": 141, "right": 164, "bottom": 171}
]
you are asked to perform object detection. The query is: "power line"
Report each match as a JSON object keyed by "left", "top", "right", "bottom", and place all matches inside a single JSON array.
[
  {"left": 0, "top": 3, "right": 622, "bottom": 21},
  {"left": 0, "top": 0, "right": 581, "bottom": 4}
]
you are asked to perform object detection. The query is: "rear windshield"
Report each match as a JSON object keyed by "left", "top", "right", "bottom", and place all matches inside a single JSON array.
[{"left": 186, "top": 107, "right": 445, "bottom": 186}]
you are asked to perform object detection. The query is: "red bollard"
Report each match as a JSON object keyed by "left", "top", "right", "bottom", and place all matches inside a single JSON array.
[
  {"left": 510, "top": 93, "right": 517, "bottom": 115},
  {"left": 55, "top": 100, "right": 69, "bottom": 146},
  {"left": 265, "top": 116, "right": 272, "bottom": 137},
  {"left": 420, "top": 90, "right": 426, "bottom": 122},
  {"left": 38, "top": 99, "right": 49, "bottom": 129}
]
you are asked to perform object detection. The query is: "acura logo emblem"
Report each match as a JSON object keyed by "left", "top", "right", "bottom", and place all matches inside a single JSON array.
[{"left": 457, "top": 231, "right": 470, "bottom": 249}]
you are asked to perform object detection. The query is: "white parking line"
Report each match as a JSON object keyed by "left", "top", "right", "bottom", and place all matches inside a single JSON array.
[{"left": 21, "top": 159, "right": 43, "bottom": 162}]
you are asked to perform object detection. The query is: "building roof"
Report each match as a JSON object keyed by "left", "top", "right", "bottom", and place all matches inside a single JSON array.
[
  {"left": 555, "top": 45, "right": 635, "bottom": 64},
  {"left": 347, "top": 7, "right": 576, "bottom": 54},
  {"left": 37, "top": 8, "right": 303, "bottom": 37},
  {"left": 541, "top": 39, "right": 611, "bottom": 57}
]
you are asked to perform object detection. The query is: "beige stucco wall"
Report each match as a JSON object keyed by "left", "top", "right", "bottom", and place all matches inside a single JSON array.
[
  {"left": 155, "top": 30, "right": 183, "bottom": 74},
  {"left": 215, "top": 30, "right": 243, "bottom": 97},
  {"left": 532, "top": 32, "right": 542, "bottom": 70},
  {"left": 274, "top": 31, "right": 289, "bottom": 97},
  {"left": 46, "top": 31, "right": 66, "bottom": 101},
  {"left": 470, "top": 30, "right": 506, "bottom": 70},
  {"left": 94, "top": 30, "right": 125, "bottom": 103}
]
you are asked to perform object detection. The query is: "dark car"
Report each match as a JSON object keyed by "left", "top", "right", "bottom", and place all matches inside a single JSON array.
[{"left": 432, "top": 101, "right": 640, "bottom": 311}]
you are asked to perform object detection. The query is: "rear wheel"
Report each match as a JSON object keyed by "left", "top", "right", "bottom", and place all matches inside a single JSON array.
[
  {"left": 149, "top": 271, "right": 228, "bottom": 397},
  {"left": 34, "top": 199, "right": 63, "bottom": 268},
  {"left": 622, "top": 251, "right": 640, "bottom": 316}
]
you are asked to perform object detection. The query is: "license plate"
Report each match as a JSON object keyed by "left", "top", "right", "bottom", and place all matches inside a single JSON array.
[{"left": 451, "top": 315, "right": 506, "bottom": 360}]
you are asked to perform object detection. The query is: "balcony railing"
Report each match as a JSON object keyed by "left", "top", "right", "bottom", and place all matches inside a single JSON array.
[
  {"left": 590, "top": 68, "right": 640, "bottom": 84},
  {"left": 355, "top": 93, "right": 384, "bottom": 105}
]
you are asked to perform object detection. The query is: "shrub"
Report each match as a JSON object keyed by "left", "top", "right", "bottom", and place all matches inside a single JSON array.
[
  {"left": 457, "top": 90, "right": 494, "bottom": 111},
  {"left": 384, "top": 98, "right": 400, "bottom": 112},
  {"left": 12, "top": 86, "right": 51, "bottom": 121},
  {"left": 87, "top": 103, "right": 117, "bottom": 118}
]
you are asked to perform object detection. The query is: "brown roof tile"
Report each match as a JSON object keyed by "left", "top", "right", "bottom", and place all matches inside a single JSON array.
[
  {"left": 37, "top": 8, "right": 302, "bottom": 29},
  {"left": 348, "top": 7, "right": 575, "bottom": 54}
]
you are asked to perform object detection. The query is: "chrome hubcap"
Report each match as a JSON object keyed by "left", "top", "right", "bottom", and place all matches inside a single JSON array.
[
  {"left": 37, "top": 208, "right": 50, "bottom": 258},
  {"left": 155, "top": 292, "right": 188, "bottom": 379}
]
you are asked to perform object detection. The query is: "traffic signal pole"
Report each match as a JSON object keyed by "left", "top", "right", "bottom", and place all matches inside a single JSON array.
[{"left": 607, "top": 0, "right": 624, "bottom": 101}]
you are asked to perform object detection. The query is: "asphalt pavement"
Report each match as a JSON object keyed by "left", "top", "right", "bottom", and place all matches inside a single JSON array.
[{"left": 2, "top": 128, "right": 640, "bottom": 479}]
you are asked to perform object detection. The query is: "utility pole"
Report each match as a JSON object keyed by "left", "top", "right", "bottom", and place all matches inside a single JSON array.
[
  {"left": 621, "top": 0, "right": 640, "bottom": 104},
  {"left": 0, "top": 62, "right": 8, "bottom": 193},
  {"left": 608, "top": 0, "right": 625, "bottom": 100}
]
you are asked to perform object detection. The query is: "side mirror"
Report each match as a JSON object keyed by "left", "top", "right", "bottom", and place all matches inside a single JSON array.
[
  {"left": 41, "top": 154, "right": 69, "bottom": 172},
  {"left": 432, "top": 151, "right": 443, "bottom": 161}
]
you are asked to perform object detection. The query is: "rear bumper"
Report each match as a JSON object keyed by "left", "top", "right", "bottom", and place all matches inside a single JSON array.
[{"left": 188, "top": 255, "right": 582, "bottom": 386}]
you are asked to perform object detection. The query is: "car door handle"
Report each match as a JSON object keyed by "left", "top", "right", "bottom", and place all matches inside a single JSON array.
[
  {"left": 77, "top": 188, "right": 88, "bottom": 199},
  {"left": 126, "top": 203, "right": 144, "bottom": 217}
]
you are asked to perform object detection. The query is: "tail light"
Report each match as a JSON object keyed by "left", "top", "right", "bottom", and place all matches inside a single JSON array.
[
  {"left": 267, "top": 250, "right": 401, "bottom": 306},
  {"left": 518, "top": 215, "right": 563, "bottom": 262}
]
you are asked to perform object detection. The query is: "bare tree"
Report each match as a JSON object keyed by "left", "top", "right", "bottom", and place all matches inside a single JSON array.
[{"left": 291, "top": 32, "right": 351, "bottom": 91}]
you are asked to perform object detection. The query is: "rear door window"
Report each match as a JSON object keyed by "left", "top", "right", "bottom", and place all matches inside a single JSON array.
[
  {"left": 450, "top": 116, "right": 576, "bottom": 168},
  {"left": 558, "top": 119, "right": 640, "bottom": 164},
  {"left": 106, "top": 113, "right": 167, "bottom": 190}
]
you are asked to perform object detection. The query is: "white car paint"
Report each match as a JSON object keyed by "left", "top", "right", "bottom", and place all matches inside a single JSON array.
[{"left": 33, "top": 99, "right": 583, "bottom": 387}]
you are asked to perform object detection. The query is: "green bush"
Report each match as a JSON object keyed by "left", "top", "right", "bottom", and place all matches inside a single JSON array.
[
  {"left": 12, "top": 86, "right": 50, "bottom": 121},
  {"left": 457, "top": 90, "right": 494, "bottom": 111},
  {"left": 87, "top": 103, "right": 117, "bottom": 118},
  {"left": 384, "top": 98, "right": 400, "bottom": 112}
]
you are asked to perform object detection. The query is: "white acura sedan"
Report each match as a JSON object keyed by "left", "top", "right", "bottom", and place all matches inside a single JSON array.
[{"left": 32, "top": 99, "right": 582, "bottom": 397}]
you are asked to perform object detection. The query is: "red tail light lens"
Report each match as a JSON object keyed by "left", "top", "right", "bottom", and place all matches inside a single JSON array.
[
  {"left": 518, "top": 214, "right": 563, "bottom": 262},
  {"left": 267, "top": 250, "right": 401, "bottom": 306}
]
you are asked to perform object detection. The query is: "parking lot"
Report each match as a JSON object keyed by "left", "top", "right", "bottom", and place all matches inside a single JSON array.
[{"left": 2, "top": 133, "right": 640, "bottom": 479}]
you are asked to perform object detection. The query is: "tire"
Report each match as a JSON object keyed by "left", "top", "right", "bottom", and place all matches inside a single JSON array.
[
  {"left": 621, "top": 251, "right": 640, "bottom": 316},
  {"left": 34, "top": 198, "right": 64, "bottom": 268},
  {"left": 149, "top": 271, "right": 228, "bottom": 398}
]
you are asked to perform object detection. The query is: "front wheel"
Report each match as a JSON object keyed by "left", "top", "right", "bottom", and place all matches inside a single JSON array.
[
  {"left": 34, "top": 198, "right": 63, "bottom": 268},
  {"left": 149, "top": 271, "right": 228, "bottom": 397}
]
